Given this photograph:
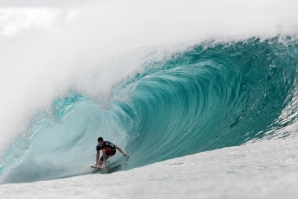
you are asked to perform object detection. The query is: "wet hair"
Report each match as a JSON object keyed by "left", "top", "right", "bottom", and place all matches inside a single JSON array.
[{"left": 98, "top": 137, "right": 103, "bottom": 142}]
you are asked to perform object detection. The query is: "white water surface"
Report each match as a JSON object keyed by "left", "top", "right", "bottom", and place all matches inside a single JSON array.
[{"left": 0, "top": 133, "right": 297, "bottom": 199}]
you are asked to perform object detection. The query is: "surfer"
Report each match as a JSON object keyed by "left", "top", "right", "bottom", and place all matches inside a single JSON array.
[{"left": 95, "top": 137, "right": 128, "bottom": 168}]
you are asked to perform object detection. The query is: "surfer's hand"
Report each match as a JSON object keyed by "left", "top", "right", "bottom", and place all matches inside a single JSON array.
[{"left": 123, "top": 153, "right": 128, "bottom": 157}]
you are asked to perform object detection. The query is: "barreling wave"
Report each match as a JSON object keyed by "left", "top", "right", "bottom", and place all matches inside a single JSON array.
[{"left": 1, "top": 37, "right": 298, "bottom": 183}]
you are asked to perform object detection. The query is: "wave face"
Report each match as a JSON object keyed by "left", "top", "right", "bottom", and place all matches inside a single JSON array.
[{"left": 1, "top": 37, "right": 298, "bottom": 183}]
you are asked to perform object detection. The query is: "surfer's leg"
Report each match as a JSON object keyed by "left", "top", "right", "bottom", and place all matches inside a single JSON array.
[
  {"left": 97, "top": 159, "right": 103, "bottom": 165},
  {"left": 99, "top": 154, "right": 110, "bottom": 161},
  {"left": 102, "top": 149, "right": 110, "bottom": 161},
  {"left": 97, "top": 157, "right": 108, "bottom": 166},
  {"left": 102, "top": 149, "right": 111, "bottom": 167}
]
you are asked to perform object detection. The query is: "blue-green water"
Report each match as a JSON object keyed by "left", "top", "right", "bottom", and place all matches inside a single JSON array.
[{"left": 1, "top": 38, "right": 298, "bottom": 183}]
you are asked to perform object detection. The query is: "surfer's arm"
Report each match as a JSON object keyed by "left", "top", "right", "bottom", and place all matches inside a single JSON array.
[
  {"left": 115, "top": 146, "right": 128, "bottom": 157},
  {"left": 96, "top": 150, "right": 100, "bottom": 165}
]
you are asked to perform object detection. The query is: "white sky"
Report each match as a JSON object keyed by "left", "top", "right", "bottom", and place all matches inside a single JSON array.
[{"left": 0, "top": 0, "right": 98, "bottom": 7}]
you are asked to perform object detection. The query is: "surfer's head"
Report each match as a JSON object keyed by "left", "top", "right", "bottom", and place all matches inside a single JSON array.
[{"left": 98, "top": 137, "right": 104, "bottom": 146}]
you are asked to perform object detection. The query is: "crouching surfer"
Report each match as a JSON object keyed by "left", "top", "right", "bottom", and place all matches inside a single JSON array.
[{"left": 95, "top": 137, "right": 128, "bottom": 168}]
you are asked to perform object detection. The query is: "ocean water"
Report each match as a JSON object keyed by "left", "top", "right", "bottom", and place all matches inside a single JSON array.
[
  {"left": 1, "top": 38, "right": 298, "bottom": 184},
  {"left": 1, "top": 1, "right": 298, "bottom": 197}
]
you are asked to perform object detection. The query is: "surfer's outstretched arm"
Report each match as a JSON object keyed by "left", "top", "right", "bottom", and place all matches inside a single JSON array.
[{"left": 115, "top": 146, "right": 128, "bottom": 157}]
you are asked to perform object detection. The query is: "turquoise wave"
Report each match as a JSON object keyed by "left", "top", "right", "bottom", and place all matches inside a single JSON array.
[{"left": 1, "top": 37, "right": 298, "bottom": 183}]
